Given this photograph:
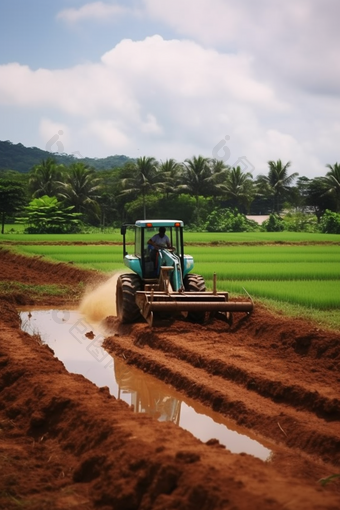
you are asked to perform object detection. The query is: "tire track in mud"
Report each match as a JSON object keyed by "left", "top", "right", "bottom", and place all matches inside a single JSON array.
[
  {"left": 136, "top": 330, "right": 340, "bottom": 421},
  {"left": 103, "top": 321, "right": 340, "bottom": 466}
]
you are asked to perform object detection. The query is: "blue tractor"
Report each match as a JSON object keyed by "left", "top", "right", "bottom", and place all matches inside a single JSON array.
[{"left": 117, "top": 219, "right": 253, "bottom": 326}]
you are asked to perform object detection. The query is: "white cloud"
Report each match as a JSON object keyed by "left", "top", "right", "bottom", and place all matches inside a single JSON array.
[
  {"left": 144, "top": 0, "right": 340, "bottom": 93},
  {"left": 140, "top": 114, "right": 163, "bottom": 134},
  {"left": 0, "top": 33, "right": 338, "bottom": 175},
  {"left": 39, "top": 118, "right": 69, "bottom": 153},
  {"left": 250, "top": 129, "right": 320, "bottom": 177},
  {"left": 57, "top": 1, "right": 130, "bottom": 24},
  {"left": 85, "top": 119, "right": 130, "bottom": 148},
  {"left": 144, "top": 0, "right": 243, "bottom": 45}
]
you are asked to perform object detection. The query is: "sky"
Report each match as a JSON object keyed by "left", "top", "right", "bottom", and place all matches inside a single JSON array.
[{"left": 0, "top": 0, "right": 339, "bottom": 178}]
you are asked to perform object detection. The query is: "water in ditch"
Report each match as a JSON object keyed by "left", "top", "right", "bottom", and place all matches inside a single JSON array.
[{"left": 20, "top": 308, "right": 272, "bottom": 461}]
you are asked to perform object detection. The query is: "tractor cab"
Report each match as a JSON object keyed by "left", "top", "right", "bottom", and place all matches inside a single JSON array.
[{"left": 120, "top": 219, "right": 194, "bottom": 282}]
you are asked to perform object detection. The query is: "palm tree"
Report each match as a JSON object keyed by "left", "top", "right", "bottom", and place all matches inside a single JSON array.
[
  {"left": 219, "top": 166, "right": 255, "bottom": 213},
  {"left": 29, "top": 158, "right": 64, "bottom": 198},
  {"left": 305, "top": 177, "right": 333, "bottom": 221},
  {"left": 257, "top": 160, "right": 298, "bottom": 214},
  {"left": 120, "top": 156, "right": 159, "bottom": 219},
  {"left": 323, "top": 163, "right": 340, "bottom": 212},
  {"left": 0, "top": 179, "right": 27, "bottom": 234},
  {"left": 158, "top": 159, "right": 181, "bottom": 199},
  {"left": 179, "top": 156, "right": 213, "bottom": 224},
  {"left": 97, "top": 192, "right": 118, "bottom": 229},
  {"left": 211, "top": 158, "right": 229, "bottom": 175},
  {"left": 210, "top": 159, "right": 230, "bottom": 189},
  {"left": 59, "top": 162, "right": 101, "bottom": 220}
]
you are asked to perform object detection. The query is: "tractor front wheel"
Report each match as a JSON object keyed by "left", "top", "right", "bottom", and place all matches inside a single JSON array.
[
  {"left": 184, "top": 273, "right": 206, "bottom": 323},
  {"left": 116, "top": 273, "right": 142, "bottom": 323}
]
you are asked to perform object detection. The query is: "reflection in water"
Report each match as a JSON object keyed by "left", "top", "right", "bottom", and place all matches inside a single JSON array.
[
  {"left": 115, "top": 358, "right": 181, "bottom": 424},
  {"left": 112, "top": 357, "right": 272, "bottom": 460},
  {"left": 20, "top": 309, "right": 272, "bottom": 461}
]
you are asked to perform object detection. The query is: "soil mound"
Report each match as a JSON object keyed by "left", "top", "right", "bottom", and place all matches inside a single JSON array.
[{"left": 0, "top": 250, "right": 340, "bottom": 508}]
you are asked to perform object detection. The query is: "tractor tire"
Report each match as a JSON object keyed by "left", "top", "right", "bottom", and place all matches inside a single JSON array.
[
  {"left": 116, "top": 273, "right": 142, "bottom": 323},
  {"left": 184, "top": 273, "right": 206, "bottom": 323}
]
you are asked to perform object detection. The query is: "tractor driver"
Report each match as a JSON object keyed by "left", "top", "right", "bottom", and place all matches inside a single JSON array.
[
  {"left": 147, "top": 227, "right": 172, "bottom": 272},
  {"left": 147, "top": 226, "right": 171, "bottom": 251}
]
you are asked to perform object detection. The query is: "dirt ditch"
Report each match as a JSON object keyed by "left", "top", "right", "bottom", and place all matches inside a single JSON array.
[{"left": 0, "top": 248, "right": 339, "bottom": 509}]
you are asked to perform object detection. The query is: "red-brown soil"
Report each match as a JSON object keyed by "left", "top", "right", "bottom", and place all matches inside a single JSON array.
[{"left": 0, "top": 248, "right": 339, "bottom": 509}]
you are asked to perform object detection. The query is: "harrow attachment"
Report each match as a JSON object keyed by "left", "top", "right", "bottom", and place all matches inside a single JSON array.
[{"left": 135, "top": 267, "right": 253, "bottom": 327}]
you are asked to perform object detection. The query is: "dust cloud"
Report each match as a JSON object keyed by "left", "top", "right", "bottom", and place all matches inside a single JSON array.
[{"left": 79, "top": 272, "right": 123, "bottom": 323}]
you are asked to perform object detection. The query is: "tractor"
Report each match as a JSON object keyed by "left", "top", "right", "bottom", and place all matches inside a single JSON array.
[{"left": 116, "top": 219, "right": 253, "bottom": 326}]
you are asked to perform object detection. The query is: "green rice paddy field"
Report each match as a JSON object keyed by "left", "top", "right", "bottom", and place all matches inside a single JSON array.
[
  {"left": 2, "top": 228, "right": 340, "bottom": 244},
  {"left": 4, "top": 232, "right": 338, "bottom": 327},
  {"left": 2, "top": 229, "right": 339, "bottom": 328}
]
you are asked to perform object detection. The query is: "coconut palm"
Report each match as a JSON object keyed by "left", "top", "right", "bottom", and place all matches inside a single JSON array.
[
  {"left": 0, "top": 179, "right": 27, "bottom": 234},
  {"left": 29, "top": 158, "right": 64, "bottom": 198},
  {"left": 304, "top": 177, "right": 333, "bottom": 221},
  {"left": 120, "top": 156, "right": 159, "bottom": 219},
  {"left": 207, "top": 160, "right": 231, "bottom": 214},
  {"left": 219, "top": 166, "right": 255, "bottom": 213},
  {"left": 158, "top": 159, "right": 182, "bottom": 199},
  {"left": 257, "top": 160, "right": 298, "bottom": 214},
  {"left": 59, "top": 162, "right": 101, "bottom": 220},
  {"left": 179, "top": 156, "right": 214, "bottom": 224},
  {"left": 209, "top": 159, "right": 231, "bottom": 191},
  {"left": 323, "top": 163, "right": 340, "bottom": 212}
]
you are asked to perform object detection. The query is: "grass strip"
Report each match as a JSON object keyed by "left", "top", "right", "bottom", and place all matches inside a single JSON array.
[
  {"left": 0, "top": 281, "right": 83, "bottom": 300},
  {"left": 251, "top": 298, "right": 340, "bottom": 333}
]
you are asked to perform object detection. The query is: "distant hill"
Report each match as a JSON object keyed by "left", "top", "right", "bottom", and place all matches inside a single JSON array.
[{"left": 0, "top": 140, "right": 135, "bottom": 173}]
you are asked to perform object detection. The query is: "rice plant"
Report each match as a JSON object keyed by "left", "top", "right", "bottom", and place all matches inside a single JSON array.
[
  {"left": 187, "top": 245, "right": 340, "bottom": 263},
  {"left": 2, "top": 230, "right": 340, "bottom": 244},
  {"left": 195, "top": 262, "right": 340, "bottom": 281},
  {"left": 10, "top": 240, "right": 340, "bottom": 311},
  {"left": 204, "top": 279, "right": 340, "bottom": 309}
]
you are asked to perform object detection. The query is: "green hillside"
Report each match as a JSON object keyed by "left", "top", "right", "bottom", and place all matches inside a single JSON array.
[{"left": 0, "top": 140, "right": 135, "bottom": 173}]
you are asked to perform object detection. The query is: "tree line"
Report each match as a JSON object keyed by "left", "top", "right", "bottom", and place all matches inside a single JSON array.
[{"left": 0, "top": 155, "right": 340, "bottom": 234}]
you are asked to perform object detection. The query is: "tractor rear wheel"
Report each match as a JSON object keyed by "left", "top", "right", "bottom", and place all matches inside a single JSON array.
[
  {"left": 116, "top": 273, "right": 142, "bottom": 323},
  {"left": 184, "top": 273, "right": 206, "bottom": 323}
]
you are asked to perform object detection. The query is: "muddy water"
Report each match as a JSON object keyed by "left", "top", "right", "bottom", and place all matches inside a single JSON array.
[{"left": 20, "top": 309, "right": 272, "bottom": 461}]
